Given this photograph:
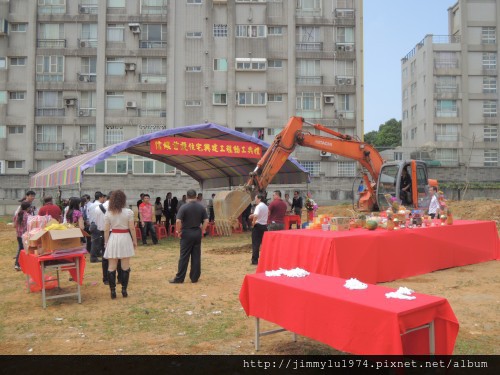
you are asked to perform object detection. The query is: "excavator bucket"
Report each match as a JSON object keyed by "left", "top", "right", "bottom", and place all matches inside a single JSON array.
[{"left": 213, "top": 189, "right": 252, "bottom": 236}]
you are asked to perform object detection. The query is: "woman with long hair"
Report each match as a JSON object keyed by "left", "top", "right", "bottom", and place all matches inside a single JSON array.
[
  {"left": 154, "top": 197, "right": 163, "bottom": 225},
  {"left": 14, "top": 201, "right": 32, "bottom": 271},
  {"left": 103, "top": 190, "right": 137, "bottom": 299},
  {"left": 65, "top": 197, "right": 84, "bottom": 230}
]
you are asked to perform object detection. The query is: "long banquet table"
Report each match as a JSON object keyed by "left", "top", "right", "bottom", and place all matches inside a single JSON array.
[
  {"left": 239, "top": 273, "right": 459, "bottom": 355},
  {"left": 256, "top": 220, "right": 499, "bottom": 283}
]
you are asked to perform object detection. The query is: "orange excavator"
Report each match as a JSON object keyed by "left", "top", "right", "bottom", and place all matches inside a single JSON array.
[{"left": 214, "top": 116, "right": 437, "bottom": 235}]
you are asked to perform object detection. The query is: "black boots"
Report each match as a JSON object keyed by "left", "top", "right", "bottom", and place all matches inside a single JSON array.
[
  {"left": 108, "top": 270, "right": 117, "bottom": 299},
  {"left": 121, "top": 268, "right": 130, "bottom": 297}
]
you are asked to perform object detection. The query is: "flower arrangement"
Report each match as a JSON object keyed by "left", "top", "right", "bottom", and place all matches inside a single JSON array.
[
  {"left": 384, "top": 194, "right": 400, "bottom": 213},
  {"left": 305, "top": 193, "right": 318, "bottom": 213}
]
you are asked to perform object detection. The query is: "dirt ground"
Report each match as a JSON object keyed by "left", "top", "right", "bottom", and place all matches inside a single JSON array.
[{"left": 0, "top": 200, "right": 498, "bottom": 355}]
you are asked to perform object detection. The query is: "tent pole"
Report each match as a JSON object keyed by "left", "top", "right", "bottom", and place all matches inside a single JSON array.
[{"left": 78, "top": 181, "right": 81, "bottom": 197}]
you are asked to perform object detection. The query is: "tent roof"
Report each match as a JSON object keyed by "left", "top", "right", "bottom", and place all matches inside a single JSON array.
[{"left": 30, "top": 122, "right": 310, "bottom": 189}]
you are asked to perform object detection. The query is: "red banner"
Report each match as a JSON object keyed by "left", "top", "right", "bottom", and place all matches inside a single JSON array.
[{"left": 150, "top": 137, "right": 262, "bottom": 158}]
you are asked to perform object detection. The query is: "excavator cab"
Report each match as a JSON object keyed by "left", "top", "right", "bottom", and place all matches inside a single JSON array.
[{"left": 376, "top": 160, "right": 432, "bottom": 211}]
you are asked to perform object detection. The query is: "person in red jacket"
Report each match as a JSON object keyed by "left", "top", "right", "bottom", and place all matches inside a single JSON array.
[
  {"left": 38, "top": 196, "right": 62, "bottom": 222},
  {"left": 267, "top": 190, "right": 288, "bottom": 231}
]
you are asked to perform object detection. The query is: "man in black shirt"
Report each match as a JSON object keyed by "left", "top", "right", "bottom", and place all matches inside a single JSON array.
[
  {"left": 291, "top": 191, "right": 303, "bottom": 216},
  {"left": 169, "top": 189, "right": 208, "bottom": 284}
]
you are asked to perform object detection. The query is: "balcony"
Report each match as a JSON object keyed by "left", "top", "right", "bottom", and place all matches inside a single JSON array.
[
  {"left": 435, "top": 110, "right": 459, "bottom": 118},
  {"left": 296, "top": 76, "right": 323, "bottom": 85},
  {"left": 139, "top": 74, "right": 167, "bottom": 83},
  {"left": 139, "top": 40, "right": 167, "bottom": 49},
  {"left": 77, "top": 73, "right": 97, "bottom": 83},
  {"left": 296, "top": 8, "right": 322, "bottom": 17},
  {"left": 36, "top": 74, "right": 63, "bottom": 82},
  {"left": 434, "top": 84, "right": 459, "bottom": 94},
  {"left": 78, "top": 108, "right": 96, "bottom": 117},
  {"left": 141, "top": 5, "right": 167, "bottom": 15},
  {"left": 37, "top": 39, "right": 66, "bottom": 48},
  {"left": 138, "top": 109, "right": 167, "bottom": 117},
  {"left": 38, "top": 5, "right": 66, "bottom": 15},
  {"left": 78, "top": 39, "right": 98, "bottom": 48},
  {"left": 435, "top": 133, "right": 460, "bottom": 142},
  {"left": 336, "top": 43, "right": 355, "bottom": 52},
  {"left": 296, "top": 42, "right": 323, "bottom": 51},
  {"left": 36, "top": 108, "right": 65, "bottom": 117},
  {"left": 35, "top": 142, "right": 65, "bottom": 151},
  {"left": 78, "top": 4, "right": 98, "bottom": 14}
]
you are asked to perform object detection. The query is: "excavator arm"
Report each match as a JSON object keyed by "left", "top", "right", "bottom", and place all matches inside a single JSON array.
[{"left": 214, "top": 116, "right": 385, "bottom": 235}]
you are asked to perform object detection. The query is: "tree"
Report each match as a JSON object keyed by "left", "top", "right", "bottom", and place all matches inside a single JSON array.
[{"left": 364, "top": 118, "right": 402, "bottom": 148}]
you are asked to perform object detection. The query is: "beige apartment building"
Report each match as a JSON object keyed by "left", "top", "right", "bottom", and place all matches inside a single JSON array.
[
  {"left": 401, "top": 0, "right": 500, "bottom": 169},
  {"left": 0, "top": 0, "right": 364, "bottom": 201}
]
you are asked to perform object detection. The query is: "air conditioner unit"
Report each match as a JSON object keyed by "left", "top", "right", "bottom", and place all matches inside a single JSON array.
[
  {"left": 346, "top": 78, "right": 353, "bottom": 85},
  {"left": 65, "top": 98, "right": 76, "bottom": 106},
  {"left": 337, "top": 45, "right": 346, "bottom": 51},
  {"left": 79, "top": 6, "right": 90, "bottom": 14},
  {"left": 338, "top": 113, "right": 344, "bottom": 119},
  {"left": 336, "top": 77, "right": 345, "bottom": 85},
  {"left": 78, "top": 109, "right": 90, "bottom": 117},
  {"left": 80, "top": 40, "right": 90, "bottom": 48},
  {"left": 160, "top": 111, "right": 166, "bottom": 117},
  {"left": 324, "top": 95, "right": 335, "bottom": 104},
  {"left": 344, "top": 45, "right": 354, "bottom": 52},
  {"left": 63, "top": 148, "right": 74, "bottom": 157},
  {"left": 126, "top": 101, "right": 137, "bottom": 108},
  {"left": 320, "top": 151, "right": 332, "bottom": 157},
  {"left": 78, "top": 74, "right": 89, "bottom": 82},
  {"left": 78, "top": 144, "right": 88, "bottom": 153},
  {"left": 125, "top": 63, "right": 136, "bottom": 71},
  {"left": 129, "top": 23, "right": 141, "bottom": 34},
  {"left": 0, "top": 160, "right": 5, "bottom": 175}
]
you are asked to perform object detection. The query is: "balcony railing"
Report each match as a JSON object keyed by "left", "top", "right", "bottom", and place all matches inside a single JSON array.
[
  {"left": 78, "top": 5, "right": 98, "bottom": 14},
  {"left": 435, "top": 110, "right": 459, "bottom": 118},
  {"left": 296, "top": 42, "right": 323, "bottom": 51},
  {"left": 36, "top": 142, "right": 65, "bottom": 151},
  {"left": 139, "top": 40, "right": 167, "bottom": 49},
  {"left": 435, "top": 133, "right": 460, "bottom": 142},
  {"left": 77, "top": 73, "right": 97, "bottom": 82},
  {"left": 139, "top": 74, "right": 167, "bottom": 83},
  {"left": 36, "top": 74, "right": 63, "bottom": 82},
  {"left": 141, "top": 5, "right": 167, "bottom": 15},
  {"left": 434, "top": 84, "right": 459, "bottom": 93},
  {"left": 296, "top": 8, "right": 322, "bottom": 17},
  {"left": 36, "top": 108, "right": 65, "bottom": 117},
  {"left": 38, "top": 5, "right": 66, "bottom": 15},
  {"left": 78, "top": 39, "right": 98, "bottom": 48},
  {"left": 434, "top": 61, "right": 459, "bottom": 69},
  {"left": 37, "top": 39, "right": 66, "bottom": 48},
  {"left": 296, "top": 76, "right": 323, "bottom": 85},
  {"left": 138, "top": 109, "right": 167, "bottom": 117}
]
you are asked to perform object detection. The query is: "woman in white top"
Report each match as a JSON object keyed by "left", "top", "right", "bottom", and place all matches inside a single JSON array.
[
  {"left": 427, "top": 186, "right": 440, "bottom": 219},
  {"left": 104, "top": 190, "right": 137, "bottom": 299}
]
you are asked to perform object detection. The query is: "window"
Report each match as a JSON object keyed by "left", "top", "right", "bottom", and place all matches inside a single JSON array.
[
  {"left": 268, "top": 26, "right": 283, "bottom": 35},
  {"left": 436, "top": 100, "right": 457, "bottom": 117},
  {"left": 296, "top": 59, "right": 321, "bottom": 85},
  {"left": 140, "top": 92, "right": 166, "bottom": 117},
  {"left": 483, "top": 77, "right": 497, "bottom": 93},
  {"left": 38, "top": 0, "right": 65, "bottom": 14},
  {"left": 394, "top": 152, "right": 403, "bottom": 161},
  {"left": 186, "top": 66, "right": 202, "bottom": 72},
  {"left": 483, "top": 101, "right": 497, "bottom": 117},
  {"left": 106, "top": 92, "right": 124, "bottom": 110},
  {"left": 141, "top": 0, "right": 167, "bottom": 15},
  {"left": 299, "top": 161, "right": 320, "bottom": 177},
  {"left": 336, "top": 27, "right": 354, "bottom": 43},
  {"left": 337, "top": 161, "right": 355, "bottom": 177},
  {"left": 37, "top": 160, "right": 58, "bottom": 171},
  {"left": 133, "top": 156, "right": 171, "bottom": 174},
  {"left": 36, "top": 91, "right": 64, "bottom": 116},
  {"left": 92, "top": 155, "right": 128, "bottom": 174},
  {"left": 80, "top": 56, "right": 97, "bottom": 82},
  {"left": 435, "top": 76, "right": 457, "bottom": 93},
  {"left": 106, "top": 57, "right": 124, "bottom": 75},
  {"left": 187, "top": 0, "right": 202, "bottom": 3},
  {"left": 10, "top": 57, "right": 26, "bottom": 66},
  {"left": 10, "top": 23, "right": 27, "bottom": 32},
  {"left": 36, "top": 55, "right": 64, "bottom": 82},
  {"left": 107, "top": 24, "right": 125, "bottom": 42},
  {"left": 185, "top": 100, "right": 201, "bottom": 106},
  {"left": 410, "top": 82, "right": 417, "bottom": 96},
  {"left": 81, "top": 23, "right": 97, "bottom": 46},
  {"left": 296, "top": 92, "right": 321, "bottom": 117},
  {"left": 0, "top": 125, "right": 5, "bottom": 138},
  {"left": 484, "top": 150, "right": 498, "bottom": 167},
  {"left": 410, "top": 127, "right": 417, "bottom": 140},
  {"left": 434, "top": 52, "right": 459, "bottom": 69},
  {"left": 141, "top": 58, "right": 167, "bottom": 83},
  {"left": 9, "top": 92, "right": 25, "bottom": 100},
  {"left": 107, "top": 0, "right": 125, "bottom": 8},
  {"left": 481, "top": 27, "right": 496, "bottom": 45},
  {"left": 435, "top": 148, "right": 458, "bottom": 166},
  {"left": 335, "top": 60, "right": 354, "bottom": 76},
  {"left": 8, "top": 126, "right": 24, "bottom": 135},
  {"left": 186, "top": 31, "right": 202, "bottom": 38},
  {"left": 0, "top": 91, "right": 7, "bottom": 104},
  {"left": 337, "top": 94, "right": 354, "bottom": 113},
  {"left": 236, "top": 92, "right": 266, "bottom": 106},
  {"left": 213, "top": 92, "right": 227, "bottom": 105},
  {"left": 484, "top": 125, "right": 497, "bottom": 142},
  {"left": 402, "top": 110, "right": 408, "bottom": 120},
  {"left": 7, "top": 161, "right": 24, "bottom": 169},
  {"left": 296, "top": 26, "right": 320, "bottom": 50},
  {"left": 79, "top": 125, "right": 96, "bottom": 152},
  {"left": 37, "top": 23, "right": 65, "bottom": 48},
  {"left": 411, "top": 105, "right": 417, "bottom": 118},
  {"left": 268, "top": 59, "right": 283, "bottom": 68},
  {"left": 214, "top": 59, "right": 228, "bottom": 71},
  {"left": 435, "top": 124, "right": 459, "bottom": 142},
  {"left": 482, "top": 52, "right": 496, "bottom": 70},
  {"left": 36, "top": 125, "right": 63, "bottom": 151},
  {"left": 80, "top": 92, "right": 97, "bottom": 115},
  {"left": 138, "top": 124, "right": 167, "bottom": 136},
  {"left": 235, "top": 58, "right": 266, "bottom": 71},
  {"left": 402, "top": 88, "right": 408, "bottom": 100},
  {"left": 236, "top": 25, "right": 267, "bottom": 38},
  {"left": 213, "top": 24, "right": 228, "bottom": 37},
  {"left": 0, "top": 57, "right": 6, "bottom": 69},
  {"left": 268, "top": 94, "right": 283, "bottom": 102},
  {"left": 296, "top": 0, "right": 321, "bottom": 12},
  {"left": 104, "top": 126, "right": 124, "bottom": 145},
  {"left": 140, "top": 24, "right": 167, "bottom": 48}
]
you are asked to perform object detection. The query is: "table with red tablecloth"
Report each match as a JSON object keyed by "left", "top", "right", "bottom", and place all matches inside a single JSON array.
[
  {"left": 19, "top": 249, "right": 86, "bottom": 308},
  {"left": 256, "top": 220, "right": 499, "bottom": 283},
  {"left": 239, "top": 273, "right": 459, "bottom": 355}
]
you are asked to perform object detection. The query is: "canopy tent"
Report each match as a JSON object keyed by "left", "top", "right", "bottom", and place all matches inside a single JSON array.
[{"left": 30, "top": 122, "right": 310, "bottom": 189}]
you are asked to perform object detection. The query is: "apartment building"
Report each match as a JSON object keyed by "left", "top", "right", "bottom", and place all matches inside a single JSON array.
[
  {"left": 0, "top": 0, "right": 363, "bottom": 199},
  {"left": 401, "top": 0, "right": 499, "bottom": 168}
]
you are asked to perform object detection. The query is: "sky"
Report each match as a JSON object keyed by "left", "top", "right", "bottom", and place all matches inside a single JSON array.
[{"left": 363, "top": 0, "right": 452, "bottom": 133}]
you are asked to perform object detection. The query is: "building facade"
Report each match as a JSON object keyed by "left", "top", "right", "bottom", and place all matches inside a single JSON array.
[
  {"left": 0, "top": 0, "right": 364, "bottom": 201},
  {"left": 401, "top": 0, "right": 500, "bottom": 169}
]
